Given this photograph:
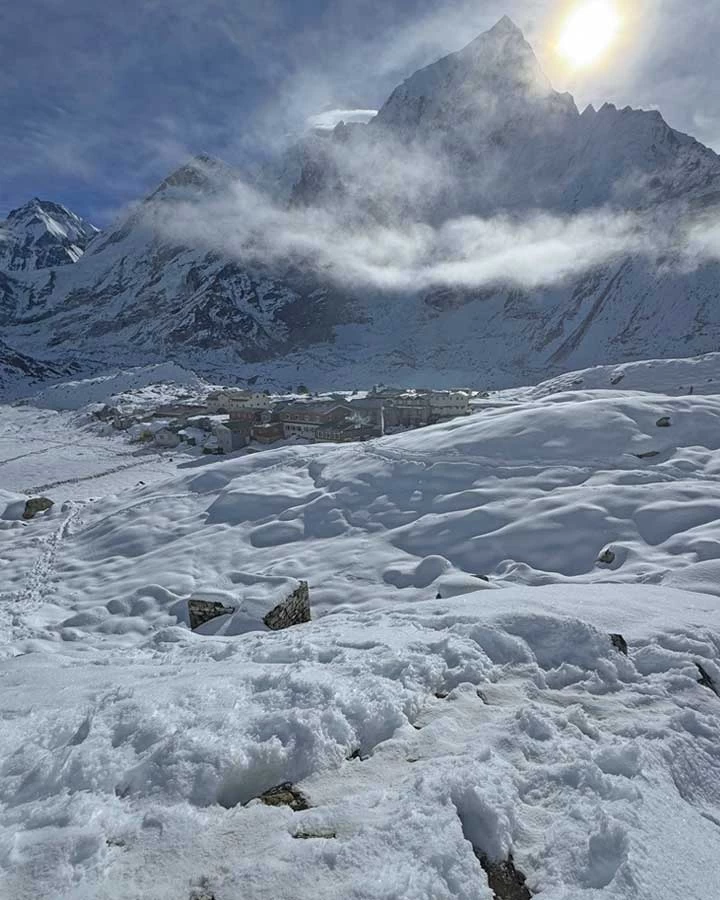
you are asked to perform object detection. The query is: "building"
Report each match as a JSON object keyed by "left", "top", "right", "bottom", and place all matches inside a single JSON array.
[
  {"left": 427, "top": 391, "right": 471, "bottom": 421},
  {"left": 316, "top": 423, "right": 379, "bottom": 442},
  {"left": 154, "top": 427, "right": 181, "bottom": 448},
  {"left": 207, "top": 390, "right": 272, "bottom": 414},
  {"left": 277, "top": 401, "right": 353, "bottom": 440},
  {"left": 384, "top": 394, "right": 431, "bottom": 428},
  {"left": 252, "top": 422, "right": 284, "bottom": 443},
  {"left": 214, "top": 424, "right": 250, "bottom": 453}
]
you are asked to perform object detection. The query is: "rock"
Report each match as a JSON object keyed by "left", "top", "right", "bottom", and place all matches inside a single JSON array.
[
  {"left": 473, "top": 574, "right": 491, "bottom": 582},
  {"left": 22, "top": 497, "right": 54, "bottom": 520},
  {"left": 656, "top": 416, "right": 672, "bottom": 428},
  {"left": 257, "top": 782, "right": 310, "bottom": 811},
  {"left": 436, "top": 591, "right": 443, "bottom": 600},
  {"left": 598, "top": 548, "right": 616, "bottom": 565},
  {"left": 474, "top": 851, "right": 533, "bottom": 900},
  {"left": 610, "top": 633, "right": 628, "bottom": 655},
  {"left": 187, "top": 597, "right": 234, "bottom": 630},
  {"left": 635, "top": 451, "right": 660, "bottom": 460},
  {"left": 293, "top": 829, "right": 336, "bottom": 840},
  {"left": 696, "top": 663, "right": 720, "bottom": 697},
  {"left": 610, "top": 373, "right": 625, "bottom": 385},
  {"left": 263, "top": 581, "right": 311, "bottom": 631}
]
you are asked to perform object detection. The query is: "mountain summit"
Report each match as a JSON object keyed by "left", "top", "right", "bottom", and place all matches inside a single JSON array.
[
  {"left": 1, "top": 19, "right": 720, "bottom": 387},
  {"left": 0, "top": 199, "right": 98, "bottom": 272}
]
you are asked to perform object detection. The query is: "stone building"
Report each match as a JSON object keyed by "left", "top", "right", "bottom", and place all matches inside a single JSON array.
[{"left": 276, "top": 401, "right": 353, "bottom": 440}]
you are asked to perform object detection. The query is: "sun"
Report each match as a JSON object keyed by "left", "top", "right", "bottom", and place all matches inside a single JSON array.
[{"left": 557, "top": 0, "right": 622, "bottom": 68}]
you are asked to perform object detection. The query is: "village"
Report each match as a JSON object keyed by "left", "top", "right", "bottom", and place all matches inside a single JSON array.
[{"left": 92, "top": 385, "right": 482, "bottom": 455}]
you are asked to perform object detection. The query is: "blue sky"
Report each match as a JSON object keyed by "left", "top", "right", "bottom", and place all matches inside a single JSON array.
[{"left": 4, "top": 0, "right": 719, "bottom": 226}]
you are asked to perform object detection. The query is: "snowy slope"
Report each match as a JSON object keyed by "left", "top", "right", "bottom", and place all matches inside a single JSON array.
[{"left": 2, "top": 364, "right": 720, "bottom": 897}]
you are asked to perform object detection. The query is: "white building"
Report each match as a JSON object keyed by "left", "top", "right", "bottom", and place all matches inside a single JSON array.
[
  {"left": 427, "top": 391, "right": 471, "bottom": 420},
  {"left": 207, "top": 390, "right": 273, "bottom": 413}
]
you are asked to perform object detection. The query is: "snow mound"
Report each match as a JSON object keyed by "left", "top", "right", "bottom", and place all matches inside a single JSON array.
[
  {"left": 2, "top": 586, "right": 720, "bottom": 898},
  {"left": 27, "top": 363, "right": 203, "bottom": 410},
  {"left": 524, "top": 351, "right": 720, "bottom": 398}
]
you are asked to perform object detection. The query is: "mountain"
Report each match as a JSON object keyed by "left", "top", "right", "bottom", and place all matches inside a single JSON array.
[
  {"left": 2, "top": 18, "right": 720, "bottom": 389},
  {"left": 0, "top": 339, "right": 70, "bottom": 393},
  {"left": 0, "top": 198, "right": 98, "bottom": 272}
]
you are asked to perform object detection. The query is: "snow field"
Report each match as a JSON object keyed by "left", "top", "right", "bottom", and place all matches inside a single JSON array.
[{"left": 2, "top": 363, "right": 720, "bottom": 897}]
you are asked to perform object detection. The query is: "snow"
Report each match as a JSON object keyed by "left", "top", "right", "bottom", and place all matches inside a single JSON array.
[
  {"left": 26, "top": 363, "right": 204, "bottom": 411},
  {"left": 2, "top": 359, "right": 720, "bottom": 898}
]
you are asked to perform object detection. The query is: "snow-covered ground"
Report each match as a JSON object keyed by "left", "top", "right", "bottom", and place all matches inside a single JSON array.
[{"left": 2, "top": 355, "right": 720, "bottom": 898}]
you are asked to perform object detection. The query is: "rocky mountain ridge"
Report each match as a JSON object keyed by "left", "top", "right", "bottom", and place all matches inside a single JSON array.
[{"left": 1, "top": 17, "right": 720, "bottom": 391}]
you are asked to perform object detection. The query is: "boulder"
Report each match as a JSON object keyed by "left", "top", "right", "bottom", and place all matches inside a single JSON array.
[
  {"left": 598, "top": 548, "right": 616, "bottom": 565},
  {"left": 22, "top": 497, "right": 54, "bottom": 520},
  {"left": 610, "top": 633, "right": 628, "bottom": 655},
  {"left": 656, "top": 416, "right": 672, "bottom": 428},
  {"left": 257, "top": 782, "right": 310, "bottom": 811},
  {"left": 263, "top": 581, "right": 311, "bottom": 631},
  {"left": 474, "top": 851, "right": 533, "bottom": 900},
  {"left": 696, "top": 663, "right": 720, "bottom": 697},
  {"left": 188, "top": 597, "right": 234, "bottom": 630}
]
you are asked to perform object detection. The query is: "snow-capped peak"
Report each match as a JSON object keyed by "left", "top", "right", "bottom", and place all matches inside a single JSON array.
[
  {"left": 0, "top": 198, "right": 98, "bottom": 272},
  {"left": 373, "top": 16, "right": 567, "bottom": 137}
]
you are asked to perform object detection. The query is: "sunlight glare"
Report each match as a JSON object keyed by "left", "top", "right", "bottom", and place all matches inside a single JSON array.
[{"left": 557, "top": 0, "right": 622, "bottom": 68}]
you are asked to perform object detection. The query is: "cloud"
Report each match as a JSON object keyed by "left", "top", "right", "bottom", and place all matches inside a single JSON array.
[
  {"left": 144, "top": 156, "right": 720, "bottom": 297},
  {"left": 307, "top": 109, "right": 378, "bottom": 131}
]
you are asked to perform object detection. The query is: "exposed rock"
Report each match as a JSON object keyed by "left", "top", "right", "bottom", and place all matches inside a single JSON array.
[
  {"left": 187, "top": 597, "right": 234, "bottom": 630},
  {"left": 610, "top": 373, "right": 625, "bottom": 385},
  {"left": 610, "top": 633, "right": 629, "bottom": 655},
  {"left": 473, "top": 574, "right": 491, "bottom": 582},
  {"left": 656, "top": 416, "right": 672, "bottom": 428},
  {"left": 474, "top": 851, "right": 533, "bottom": 900},
  {"left": 263, "top": 581, "right": 311, "bottom": 630},
  {"left": 598, "top": 548, "right": 616, "bottom": 565},
  {"left": 293, "top": 828, "right": 336, "bottom": 840},
  {"left": 696, "top": 663, "right": 720, "bottom": 697},
  {"left": 22, "top": 497, "right": 54, "bottom": 520},
  {"left": 636, "top": 451, "right": 660, "bottom": 460},
  {"left": 257, "top": 782, "right": 310, "bottom": 811}
]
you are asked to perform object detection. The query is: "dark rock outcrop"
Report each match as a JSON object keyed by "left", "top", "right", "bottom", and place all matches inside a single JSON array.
[
  {"left": 610, "top": 633, "right": 629, "bottom": 656},
  {"left": 187, "top": 597, "right": 234, "bottom": 630},
  {"left": 263, "top": 581, "right": 311, "bottom": 630},
  {"left": 258, "top": 782, "right": 310, "bottom": 811},
  {"left": 22, "top": 497, "right": 54, "bottom": 520},
  {"left": 474, "top": 850, "right": 533, "bottom": 900},
  {"left": 696, "top": 663, "right": 720, "bottom": 697}
]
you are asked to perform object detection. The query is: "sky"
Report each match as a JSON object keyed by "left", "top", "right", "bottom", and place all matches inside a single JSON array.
[{"left": 3, "top": 0, "right": 719, "bottom": 226}]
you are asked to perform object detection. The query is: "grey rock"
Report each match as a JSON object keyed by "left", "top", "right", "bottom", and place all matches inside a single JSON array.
[
  {"left": 696, "top": 663, "right": 720, "bottom": 697},
  {"left": 263, "top": 581, "right": 311, "bottom": 631},
  {"left": 598, "top": 548, "right": 616, "bottom": 565},
  {"left": 610, "top": 633, "right": 628, "bottom": 655},
  {"left": 293, "top": 828, "right": 336, "bottom": 840},
  {"left": 635, "top": 451, "right": 660, "bottom": 460},
  {"left": 187, "top": 597, "right": 234, "bottom": 630},
  {"left": 22, "top": 497, "right": 54, "bottom": 520},
  {"left": 656, "top": 416, "right": 672, "bottom": 428},
  {"left": 257, "top": 782, "right": 310, "bottom": 811}
]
